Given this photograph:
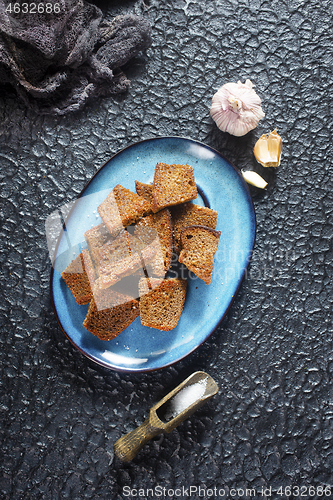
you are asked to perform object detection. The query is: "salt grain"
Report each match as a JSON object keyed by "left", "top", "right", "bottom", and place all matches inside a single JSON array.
[{"left": 165, "top": 377, "right": 208, "bottom": 420}]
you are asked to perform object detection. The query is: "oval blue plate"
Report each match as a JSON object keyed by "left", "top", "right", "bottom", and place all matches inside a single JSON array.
[{"left": 50, "top": 137, "right": 256, "bottom": 372}]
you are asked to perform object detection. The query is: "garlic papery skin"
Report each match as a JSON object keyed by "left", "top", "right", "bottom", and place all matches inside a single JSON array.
[
  {"left": 242, "top": 170, "right": 268, "bottom": 189},
  {"left": 210, "top": 79, "right": 265, "bottom": 137},
  {"left": 254, "top": 129, "right": 282, "bottom": 167}
]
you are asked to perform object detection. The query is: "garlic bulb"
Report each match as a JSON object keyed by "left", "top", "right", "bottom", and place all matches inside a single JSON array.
[
  {"left": 242, "top": 170, "right": 268, "bottom": 189},
  {"left": 254, "top": 129, "right": 282, "bottom": 167},
  {"left": 210, "top": 79, "right": 265, "bottom": 137}
]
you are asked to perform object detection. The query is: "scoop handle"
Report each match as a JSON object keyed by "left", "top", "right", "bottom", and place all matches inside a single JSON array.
[{"left": 114, "top": 417, "right": 161, "bottom": 462}]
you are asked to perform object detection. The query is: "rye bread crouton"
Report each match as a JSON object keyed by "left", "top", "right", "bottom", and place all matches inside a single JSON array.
[
  {"left": 178, "top": 225, "right": 221, "bottom": 285},
  {"left": 61, "top": 249, "right": 96, "bottom": 305},
  {"left": 84, "top": 223, "right": 113, "bottom": 269},
  {"left": 135, "top": 180, "right": 153, "bottom": 209},
  {"left": 83, "top": 288, "right": 139, "bottom": 340},
  {"left": 129, "top": 228, "right": 166, "bottom": 278},
  {"left": 171, "top": 203, "right": 218, "bottom": 254},
  {"left": 97, "top": 231, "right": 131, "bottom": 272},
  {"left": 152, "top": 163, "right": 197, "bottom": 213},
  {"left": 135, "top": 208, "right": 173, "bottom": 274},
  {"left": 98, "top": 184, "right": 151, "bottom": 234},
  {"left": 96, "top": 231, "right": 157, "bottom": 289},
  {"left": 139, "top": 277, "right": 187, "bottom": 331}
]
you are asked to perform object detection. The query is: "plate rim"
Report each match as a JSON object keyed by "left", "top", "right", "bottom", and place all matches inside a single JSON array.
[{"left": 50, "top": 135, "right": 256, "bottom": 372}]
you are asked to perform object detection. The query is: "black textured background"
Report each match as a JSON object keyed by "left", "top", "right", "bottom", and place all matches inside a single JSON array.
[{"left": 1, "top": 1, "right": 333, "bottom": 499}]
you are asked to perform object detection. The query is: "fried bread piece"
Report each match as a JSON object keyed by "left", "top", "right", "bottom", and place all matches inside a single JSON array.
[
  {"left": 84, "top": 223, "right": 113, "bottom": 269},
  {"left": 83, "top": 288, "right": 139, "bottom": 340},
  {"left": 139, "top": 277, "right": 187, "bottom": 331},
  {"left": 171, "top": 203, "right": 218, "bottom": 254},
  {"left": 98, "top": 184, "right": 151, "bottom": 234},
  {"left": 96, "top": 231, "right": 156, "bottom": 289},
  {"left": 178, "top": 225, "right": 221, "bottom": 285},
  {"left": 61, "top": 249, "right": 96, "bottom": 305},
  {"left": 135, "top": 208, "right": 173, "bottom": 274},
  {"left": 135, "top": 180, "right": 153, "bottom": 209},
  {"left": 97, "top": 231, "right": 131, "bottom": 272},
  {"left": 152, "top": 163, "right": 197, "bottom": 212}
]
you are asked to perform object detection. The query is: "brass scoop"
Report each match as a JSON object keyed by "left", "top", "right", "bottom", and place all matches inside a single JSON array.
[{"left": 114, "top": 371, "right": 218, "bottom": 462}]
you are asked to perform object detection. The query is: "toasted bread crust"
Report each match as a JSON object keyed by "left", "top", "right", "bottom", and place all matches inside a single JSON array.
[
  {"left": 152, "top": 163, "right": 197, "bottom": 212},
  {"left": 179, "top": 225, "right": 221, "bottom": 285},
  {"left": 135, "top": 180, "right": 153, "bottom": 209},
  {"left": 135, "top": 208, "right": 173, "bottom": 274},
  {"left": 139, "top": 278, "right": 187, "bottom": 331},
  {"left": 84, "top": 223, "right": 113, "bottom": 269},
  {"left": 83, "top": 289, "right": 139, "bottom": 340},
  {"left": 96, "top": 230, "right": 157, "bottom": 289},
  {"left": 98, "top": 184, "right": 151, "bottom": 234},
  {"left": 171, "top": 203, "right": 218, "bottom": 254},
  {"left": 180, "top": 225, "right": 221, "bottom": 239},
  {"left": 61, "top": 250, "right": 96, "bottom": 305}
]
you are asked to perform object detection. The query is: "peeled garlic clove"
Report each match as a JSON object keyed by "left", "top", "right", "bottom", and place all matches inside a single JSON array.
[
  {"left": 210, "top": 79, "right": 265, "bottom": 137},
  {"left": 254, "top": 129, "right": 282, "bottom": 167},
  {"left": 242, "top": 170, "right": 268, "bottom": 189}
]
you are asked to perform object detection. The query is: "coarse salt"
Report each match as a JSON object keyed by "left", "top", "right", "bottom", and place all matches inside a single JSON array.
[{"left": 165, "top": 377, "right": 208, "bottom": 420}]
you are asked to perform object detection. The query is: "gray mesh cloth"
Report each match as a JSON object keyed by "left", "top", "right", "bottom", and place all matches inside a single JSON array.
[{"left": 0, "top": 0, "right": 151, "bottom": 115}]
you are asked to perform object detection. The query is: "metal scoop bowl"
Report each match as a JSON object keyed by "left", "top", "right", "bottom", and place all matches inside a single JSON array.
[{"left": 114, "top": 371, "right": 218, "bottom": 462}]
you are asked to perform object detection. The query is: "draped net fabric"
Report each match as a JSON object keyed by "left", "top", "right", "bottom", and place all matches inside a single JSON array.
[{"left": 0, "top": 0, "right": 152, "bottom": 114}]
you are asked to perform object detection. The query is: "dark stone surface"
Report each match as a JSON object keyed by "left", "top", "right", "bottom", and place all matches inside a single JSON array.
[{"left": 1, "top": 0, "right": 332, "bottom": 498}]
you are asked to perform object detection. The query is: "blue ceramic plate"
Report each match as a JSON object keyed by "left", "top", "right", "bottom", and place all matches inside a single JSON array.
[{"left": 50, "top": 137, "right": 255, "bottom": 372}]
